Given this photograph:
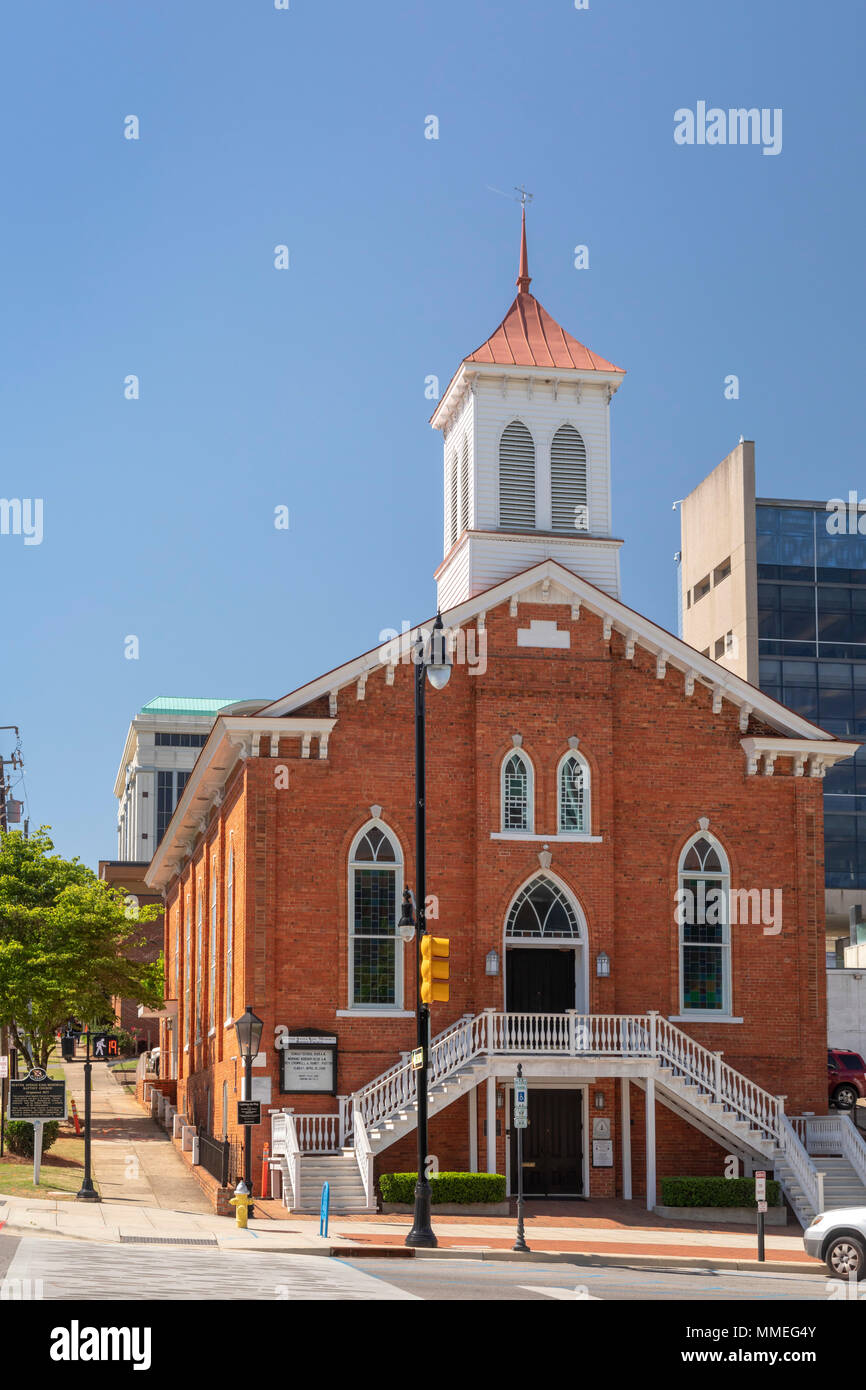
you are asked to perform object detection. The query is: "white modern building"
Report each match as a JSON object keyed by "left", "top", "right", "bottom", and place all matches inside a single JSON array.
[{"left": 114, "top": 697, "right": 266, "bottom": 860}]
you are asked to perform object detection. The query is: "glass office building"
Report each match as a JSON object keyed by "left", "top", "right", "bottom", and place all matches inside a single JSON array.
[{"left": 755, "top": 502, "right": 866, "bottom": 890}]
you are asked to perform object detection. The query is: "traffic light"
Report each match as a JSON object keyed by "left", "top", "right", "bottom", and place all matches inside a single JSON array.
[{"left": 420, "top": 935, "right": 450, "bottom": 1004}]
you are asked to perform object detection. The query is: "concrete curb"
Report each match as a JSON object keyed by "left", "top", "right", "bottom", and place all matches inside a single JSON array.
[{"left": 328, "top": 1244, "right": 827, "bottom": 1276}]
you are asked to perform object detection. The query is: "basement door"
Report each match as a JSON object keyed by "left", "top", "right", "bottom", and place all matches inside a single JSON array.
[{"left": 510, "top": 1089, "right": 584, "bottom": 1198}]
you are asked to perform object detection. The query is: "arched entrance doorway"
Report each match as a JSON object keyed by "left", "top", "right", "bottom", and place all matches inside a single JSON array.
[{"left": 503, "top": 874, "right": 587, "bottom": 1014}]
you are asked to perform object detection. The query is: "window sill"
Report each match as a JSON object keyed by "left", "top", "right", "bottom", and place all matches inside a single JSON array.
[
  {"left": 224, "top": 1018, "right": 235, "bottom": 1029},
  {"left": 335, "top": 1009, "right": 414, "bottom": 1018},
  {"left": 491, "top": 832, "right": 602, "bottom": 844},
  {"left": 208, "top": 1027, "right": 216, "bottom": 1037},
  {"left": 668, "top": 1014, "right": 743, "bottom": 1025}
]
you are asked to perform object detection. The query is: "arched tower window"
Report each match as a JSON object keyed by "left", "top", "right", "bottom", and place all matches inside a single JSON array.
[
  {"left": 448, "top": 449, "right": 458, "bottom": 548},
  {"left": 551, "top": 424, "right": 588, "bottom": 532},
  {"left": 349, "top": 822, "right": 404, "bottom": 1009},
  {"left": 501, "top": 750, "right": 533, "bottom": 833},
  {"left": 558, "top": 751, "right": 590, "bottom": 833},
  {"left": 677, "top": 833, "right": 731, "bottom": 1015},
  {"left": 459, "top": 435, "right": 470, "bottom": 534},
  {"left": 499, "top": 421, "right": 535, "bottom": 530}
]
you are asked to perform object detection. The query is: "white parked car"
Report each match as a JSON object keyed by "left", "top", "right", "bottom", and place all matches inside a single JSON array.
[{"left": 804, "top": 1208, "right": 866, "bottom": 1278}]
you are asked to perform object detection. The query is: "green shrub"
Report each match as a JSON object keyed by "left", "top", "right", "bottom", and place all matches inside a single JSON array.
[
  {"left": 5, "top": 1120, "right": 61, "bottom": 1158},
  {"left": 660, "top": 1176, "right": 781, "bottom": 1208},
  {"left": 379, "top": 1172, "right": 506, "bottom": 1205}
]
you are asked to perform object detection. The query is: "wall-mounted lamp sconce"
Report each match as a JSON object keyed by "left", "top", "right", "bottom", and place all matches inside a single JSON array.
[
  {"left": 594, "top": 1091, "right": 606, "bottom": 1109},
  {"left": 485, "top": 949, "right": 500, "bottom": 976},
  {"left": 596, "top": 951, "right": 610, "bottom": 978}
]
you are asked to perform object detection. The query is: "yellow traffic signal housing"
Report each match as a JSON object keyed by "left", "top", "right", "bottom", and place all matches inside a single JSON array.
[{"left": 420, "top": 935, "right": 450, "bottom": 1004}]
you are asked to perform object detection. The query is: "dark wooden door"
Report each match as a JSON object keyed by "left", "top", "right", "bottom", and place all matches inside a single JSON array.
[
  {"left": 511, "top": 1089, "right": 583, "bottom": 1197},
  {"left": 506, "top": 948, "right": 575, "bottom": 1013}
]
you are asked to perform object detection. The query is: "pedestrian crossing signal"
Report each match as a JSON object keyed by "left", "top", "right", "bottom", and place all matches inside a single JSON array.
[
  {"left": 91, "top": 1033, "right": 120, "bottom": 1059},
  {"left": 420, "top": 935, "right": 450, "bottom": 1004}
]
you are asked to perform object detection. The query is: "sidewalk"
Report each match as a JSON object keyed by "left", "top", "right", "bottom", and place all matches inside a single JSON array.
[
  {"left": 59, "top": 1057, "right": 212, "bottom": 1212},
  {"left": 0, "top": 1188, "right": 826, "bottom": 1274}
]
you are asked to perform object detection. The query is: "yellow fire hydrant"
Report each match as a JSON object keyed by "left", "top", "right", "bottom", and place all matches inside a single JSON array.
[{"left": 230, "top": 1181, "right": 253, "bottom": 1229}]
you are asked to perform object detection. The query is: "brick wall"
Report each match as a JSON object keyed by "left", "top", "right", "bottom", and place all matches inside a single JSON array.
[{"left": 155, "top": 595, "right": 830, "bottom": 1192}]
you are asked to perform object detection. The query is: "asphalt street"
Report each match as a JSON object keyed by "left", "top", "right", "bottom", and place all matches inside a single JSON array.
[{"left": 0, "top": 1233, "right": 829, "bottom": 1301}]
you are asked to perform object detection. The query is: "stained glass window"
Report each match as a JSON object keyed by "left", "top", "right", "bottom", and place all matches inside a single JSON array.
[
  {"left": 679, "top": 835, "right": 729, "bottom": 1013},
  {"left": 503, "top": 752, "right": 530, "bottom": 831},
  {"left": 350, "top": 825, "right": 401, "bottom": 1006},
  {"left": 559, "top": 753, "right": 588, "bottom": 832}
]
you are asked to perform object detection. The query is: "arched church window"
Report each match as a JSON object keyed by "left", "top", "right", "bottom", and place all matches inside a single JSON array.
[
  {"left": 499, "top": 421, "right": 536, "bottom": 530},
  {"left": 558, "top": 751, "right": 589, "bottom": 832},
  {"left": 506, "top": 876, "right": 580, "bottom": 939},
  {"left": 677, "top": 833, "right": 731, "bottom": 1015},
  {"left": 349, "top": 822, "right": 403, "bottom": 1008},
  {"left": 551, "top": 424, "right": 588, "bottom": 532},
  {"left": 502, "top": 750, "right": 533, "bottom": 832}
]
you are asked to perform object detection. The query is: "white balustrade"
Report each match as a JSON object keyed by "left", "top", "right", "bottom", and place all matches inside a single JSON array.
[
  {"left": 839, "top": 1112, "right": 866, "bottom": 1186},
  {"left": 778, "top": 1114, "right": 824, "bottom": 1215}
]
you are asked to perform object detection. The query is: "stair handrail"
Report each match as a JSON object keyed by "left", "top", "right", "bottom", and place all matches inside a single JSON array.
[
  {"left": 778, "top": 1113, "right": 823, "bottom": 1216},
  {"left": 352, "top": 1103, "right": 375, "bottom": 1209},
  {"left": 351, "top": 1014, "right": 480, "bottom": 1132},
  {"left": 345, "top": 1014, "right": 476, "bottom": 1138},
  {"left": 654, "top": 1016, "right": 781, "bottom": 1140},
  {"left": 281, "top": 1112, "right": 301, "bottom": 1210},
  {"left": 838, "top": 1111, "right": 866, "bottom": 1188}
]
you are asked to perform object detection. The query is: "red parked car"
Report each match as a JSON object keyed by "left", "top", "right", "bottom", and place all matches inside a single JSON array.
[{"left": 828, "top": 1048, "right": 866, "bottom": 1110}]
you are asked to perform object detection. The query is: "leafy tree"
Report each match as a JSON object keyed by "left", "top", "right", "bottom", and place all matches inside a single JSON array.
[{"left": 0, "top": 828, "right": 163, "bottom": 1069}]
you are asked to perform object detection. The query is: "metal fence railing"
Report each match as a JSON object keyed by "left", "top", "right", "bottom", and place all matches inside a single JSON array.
[{"left": 197, "top": 1132, "right": 230, "bottom": 1188}]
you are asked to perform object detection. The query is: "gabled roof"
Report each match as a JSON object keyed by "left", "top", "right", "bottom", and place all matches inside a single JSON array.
[
  {"left": 465, "top": 209, "right": 624, "bottom": 374},
  {"left": 258, "top": 557, "right": 842, "bottom": 745}
]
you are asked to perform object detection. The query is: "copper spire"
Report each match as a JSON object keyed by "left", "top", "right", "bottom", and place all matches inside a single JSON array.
[{"left": 516, "top": 203, "right": 531, "bottom": 295}]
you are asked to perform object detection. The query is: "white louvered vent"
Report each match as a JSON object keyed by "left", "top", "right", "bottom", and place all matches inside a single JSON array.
[
  {"left": 459, "top": 437, "right": 470, "bottom": 534},
  {"left": 499, "top": 421, "right": 536, "bottom": 530},
  {"left": 448, "top": 450, "right": 458, "bottom": 548},
  {"left": 551, "top": 424, "right": 588, "bottom": 532}
]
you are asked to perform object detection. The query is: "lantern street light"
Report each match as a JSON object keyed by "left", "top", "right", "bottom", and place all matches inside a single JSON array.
[
  {"left": 234, "top": 1005, "right": 264, "bottom": 1206},
  {"left": 405, "top": 613, "right": 451, "bottom": 1249}
]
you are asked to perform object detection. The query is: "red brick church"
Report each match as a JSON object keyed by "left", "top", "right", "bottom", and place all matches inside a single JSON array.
[{"left": 146, "top": 214, "right": 857, "bottom": 1220}]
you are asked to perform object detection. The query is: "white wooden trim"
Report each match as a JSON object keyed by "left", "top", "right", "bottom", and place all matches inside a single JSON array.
[
  {"left": 645, "top": 1074, "right": 656, "bottom": 1212},
  {"left": 621, "top": 1079, "right": 632, "bottom": 1200}
]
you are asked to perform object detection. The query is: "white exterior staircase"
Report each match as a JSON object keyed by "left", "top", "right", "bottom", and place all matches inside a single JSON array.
[{"left": 269, "top": 1010, "right": 866, "bottom": 1226}]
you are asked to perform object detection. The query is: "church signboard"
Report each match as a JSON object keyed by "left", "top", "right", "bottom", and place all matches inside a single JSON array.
[{"left": 278, "top": 1030, "right": 338, "bottom": 1096}]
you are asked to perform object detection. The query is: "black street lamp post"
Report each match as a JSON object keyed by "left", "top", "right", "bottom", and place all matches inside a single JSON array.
[
  {"left": 76, "top": 1028, "right": 99, "bottom": 1201},
  {"left": 234, "top": 1005, "right": 264, "bottom": 1210},
  {"left": 404, "top": 613, "right": 451, "bottom": 1250}
]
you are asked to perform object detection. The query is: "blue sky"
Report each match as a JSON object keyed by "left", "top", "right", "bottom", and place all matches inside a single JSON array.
[{"left": 1, "top": 0, "right": 864, "bottom": 868}]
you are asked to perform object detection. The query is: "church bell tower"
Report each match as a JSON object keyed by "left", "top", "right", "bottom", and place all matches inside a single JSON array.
[{"left": 431, "top": 209, "right": 626, "bottom": 610}]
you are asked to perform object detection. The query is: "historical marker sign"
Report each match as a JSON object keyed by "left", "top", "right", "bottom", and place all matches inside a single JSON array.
[
  {"left": 237, "top": 1099, "right": 262, "bottom": 1126},
  {"left": 8, "top": 1074, "right": 67, "bottom": 1122}
]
